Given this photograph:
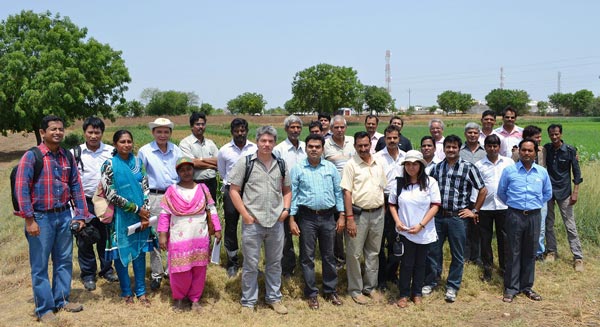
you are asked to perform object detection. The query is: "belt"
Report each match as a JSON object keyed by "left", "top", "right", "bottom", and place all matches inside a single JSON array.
[
  {"left": 439, "top": 209, "right": 462, "bottom": 217},
  {"left": 362, "top": 206, "right": 383, "bottom": 213},
  {"left": 38, "top": 203, "right": 70, "bottom": 214},
  {"left": 299, "top": 205, "right": 335, "bottom": 216},
  {"left": 149, "top": 189, "right": 166, "bottom": 194},
  {"left": 508, "top": 207, "right": 541, "bottom": 216}
]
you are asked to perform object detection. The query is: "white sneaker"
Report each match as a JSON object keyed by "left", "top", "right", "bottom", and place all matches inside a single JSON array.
[
  {"left": 445, "top": 287, "right": 457, "bottom": 303},
  {"left": 422, "top": 285, "right": 433, "bottom": 296}
]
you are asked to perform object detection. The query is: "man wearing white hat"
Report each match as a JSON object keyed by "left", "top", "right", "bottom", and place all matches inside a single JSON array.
[{"left": 138, "top": 117, "right": 183, "bottom": 290}]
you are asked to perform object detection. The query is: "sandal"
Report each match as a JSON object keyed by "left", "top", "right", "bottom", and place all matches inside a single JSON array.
[
  {"left": 124, "top": 296, "right": 134, "bottom": 305},
  {"left": 502, "top": 294, "right": 514, "bottom": 303},
  {"left": 523, "top": 290, "right": 542, "bottom": 301},
  {"left": 138, "top": 295, "right": 152, "bottom": 307}
]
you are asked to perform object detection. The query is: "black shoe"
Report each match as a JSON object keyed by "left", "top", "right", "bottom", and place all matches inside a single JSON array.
[
  {"left": 481, "top": 269, "right": 492, "bottom": 283},
  {"left": 103, "top": 272, "right": 119, "bottom": 283},
  {"left": 150, "top": 277, "right": 162, "bottom": 291},
  {"left": 227, "top": 266, "right": 239, "bottom": 278},
  {"left": 83, "top": 279, "right": 96, "bottom": 291},
  {"left": 282, "top": 273, "right": 292, "bottom": 281}
]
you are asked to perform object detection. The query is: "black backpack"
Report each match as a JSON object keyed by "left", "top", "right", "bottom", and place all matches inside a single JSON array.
[
  {"left": 11, "top": 147, "right": 76, "bottom": 212},
  {"left": 241, "top": 154, "right": 286, "bottom": 195}
]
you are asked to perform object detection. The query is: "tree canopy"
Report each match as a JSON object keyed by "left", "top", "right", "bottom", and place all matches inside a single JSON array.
[
  {"left": 290, "top": 63, "right": 363, "bottom": 114},
  {"left": 144, "top": 89, "right": 199, "bottom": 116},
  {"left": 227, "top": 92, "right": 266, "bottom": 115},
  {"left": 0, "top": 10, "right": 130, "bottom": 144},
  {"left": 548, "top": 90, "right": 595, "bottom": 116},
  {"left": 485, "top": 89, "right": 530, "bottom": 116},
  {"left": 363, "top": 85, "right": 394, "bottom": 115},
  {"left": 437, "top": 90, "right": 473, "bottom": 114}
]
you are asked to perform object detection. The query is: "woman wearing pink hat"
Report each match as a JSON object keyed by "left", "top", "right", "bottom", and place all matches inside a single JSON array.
[{"left": 157, "top": 157, "right": 222, "bottom": 313}]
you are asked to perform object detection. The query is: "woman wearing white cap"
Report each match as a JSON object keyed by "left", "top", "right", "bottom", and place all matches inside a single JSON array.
[{"left": 388, "top": 150, "right": 441, "bottom": 308}]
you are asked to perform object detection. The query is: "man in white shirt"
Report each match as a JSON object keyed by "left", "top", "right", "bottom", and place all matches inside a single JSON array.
[
  {"left": 73, "top": 117, "right": 118, "bottom": 291},
  {"left": 217, "top": 118, "right": 258, "bottom": 277},
  {"left": 474, "top": 134, "right": 514, "bottom": 282},
  {"left": 420, "top": 136, "right": 441, "bottom": 175},
  {"left": 494, "top": 106, "right": 523, "bottom": 157},
  {"left": 429, "top": 119, "right": 446, "bottom": 160},
  {"left": 274, "top": 115, "right": 307, "bottom": 279},
  {"left": 365, "top": 114, "right": 383, "bottom": 154},
  {"left": 138, "top": 117, "right": 183, "bottom": 290}
]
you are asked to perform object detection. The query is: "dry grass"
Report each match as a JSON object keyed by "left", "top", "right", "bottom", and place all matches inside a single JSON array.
[{"left": 1, "top": 116, "right": 600, "bottom": 326}]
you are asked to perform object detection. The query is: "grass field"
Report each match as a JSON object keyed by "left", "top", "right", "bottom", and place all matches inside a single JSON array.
[{"left": 1, "top": 114, "right": 599, "bottom": 326}]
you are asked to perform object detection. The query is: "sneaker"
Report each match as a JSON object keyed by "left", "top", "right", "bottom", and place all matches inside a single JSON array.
[
  {"left": 545, "top": 252, "right": 556, "bottom": 262},
  {"left": 103, "top": 272, "right": 119, "bottom": 283},
  {"left": 574, "top": 259, "right": 584, "bottom": 272},
  {"left": 83, "top": 279, "right": 96, "bottom": 291},
  {"left": 150, "top": 277, "right": 162, "bottom": 291},
  {"left": 422, "top": 285, "right": 433, "bottom": 296},
  {"left": 61, "top": 302, "right": 84, "bottom": 312},
  {"left": 269, "top": 301, "right": 288, "bottom": 315},
  {"left": 444, "top": 288, "right": 457, "bottom": 303}
]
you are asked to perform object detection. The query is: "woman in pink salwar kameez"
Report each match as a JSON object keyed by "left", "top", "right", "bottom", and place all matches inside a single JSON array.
[{"left": 158, "top": 157, "right": 221, "bottom": 313}]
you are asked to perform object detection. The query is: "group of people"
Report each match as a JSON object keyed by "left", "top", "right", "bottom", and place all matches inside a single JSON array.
[{"left": 14, "top": 108, "right": 584, "bottom": 321}]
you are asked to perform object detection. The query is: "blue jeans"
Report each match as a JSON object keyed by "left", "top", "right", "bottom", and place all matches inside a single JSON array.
[
  {"left": 241, "top": 221, "right": 284, "bottom": 307},
  {"left": 537, "top": 203, "right": 547, "bottom": 256},
  {"left": 114, "top": 254, "right": 147, "bottom": 297},
  {"left": 25, "top": 210, "right": 74, "bottom": 318},
  {"left": 425, "top": 216, "right": 467, "bottom": 291}
]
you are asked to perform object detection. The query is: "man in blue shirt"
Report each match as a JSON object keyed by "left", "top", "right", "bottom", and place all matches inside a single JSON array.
[
  {"left": 498, "top": 139, "right": 552, "bottom": 303},
  {"left": 289, "top": 134, "right": 344, "bottom": 309}
]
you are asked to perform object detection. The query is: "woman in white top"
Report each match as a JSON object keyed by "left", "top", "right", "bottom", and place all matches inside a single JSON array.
[{"left": 389, "top": 150, "right": 441, "bottom": 308}]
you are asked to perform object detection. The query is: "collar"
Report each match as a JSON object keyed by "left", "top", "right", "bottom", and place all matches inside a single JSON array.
[
  {"left": 283, "top": 138, "right": 304, "bottom": 151},
  {"left": 302, "top": 157, "right": 324, "bottom": 168},
  {"left": 82, "top": 142, "right": 107, "bottom": 153},
  {"left": 150, "top": 141, "right": 174, "bottom": 153}
]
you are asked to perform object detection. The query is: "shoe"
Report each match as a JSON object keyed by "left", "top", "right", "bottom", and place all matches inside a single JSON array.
[
  {"left": 351, "top": 294, "right": 370, "bottom": 305},
  {"left": 502, "top": 293, "right": 514, "bottom": 303},
  {"left": 283, "top": 273, "right": 293, "bottom": 281},
  {"left": 535, "top": 254, "right": 544, "bottom": 262},
  {"left": 307, "top": 296, "right": 319, "bottom": 310},
  {"left": 395, "top": 297, "right": 409, "bottom": 308},
  {"left": 150, "top": 277, "right": 162, "bottom": 291},
  {"left": 422, "top": 285, "right": 433, "bottom": 296},
  {"left": 103, "top": 272, "right": 119, "bottom": 283},
  {"left": 138, "top": 295, "right": 152, "bottom": 307},
  {"left": 324, "top": 293, "right": 343, "bottom": 306},
  {"left": 39, "top": 311, "right": 58, "bottom": 323},
  {"left": 61, "top": 302, "right": 84, "bottom": 313},
  {"left": 523, "top": 290, "right": 542, "bottom": 301},
  {"left": 335, "top": 259, "right": 345, "bottom": 271},
  {"left": 574, "top": 259, "right": 584, "bottom": 272},
  {"left": 412, "top": 296, "right": 422, "bottom": 305},
  {"left": 124, "top": 296, "right": 134, "bottom": 305},
  {"left": 377, "top": 284, "right": 388, "bottom": 292},
  {"left": 545, "top": 252, "right": 556, "bottom": 262},
  {"left": 227, "top": 266, "right": 239, "bottom": 278},
  {"left": 444, "top": 288, "right": 457, "bottom": 303},
  {"left": 83, "top": 279, "right": 96, "bottom": 291},
  {"left": 367, "top": 290, "right": 384, "bottom": 303},
  {"left": 172, "top": 299, "right": 185, "bottom": 313},
  {"left": 481, "top": 269, "right": 492, "bottom": 283},
  {"left": 191, "top": 301, "right": 202, "bottom": 313},
  {"left": 269, "top": 301, "right": 288, "bottom": 315}
]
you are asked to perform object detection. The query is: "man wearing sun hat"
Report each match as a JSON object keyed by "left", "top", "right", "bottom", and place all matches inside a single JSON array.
[{"left": 138, "top": 117, "right": 183, "bottom": 290}]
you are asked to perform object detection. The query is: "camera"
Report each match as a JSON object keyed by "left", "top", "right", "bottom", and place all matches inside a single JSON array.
[{"left": 71, "top": 221, "right": 82, "bottom": 233}]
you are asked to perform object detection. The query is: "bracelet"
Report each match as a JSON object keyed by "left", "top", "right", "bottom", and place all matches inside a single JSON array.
[
  {"left": 345, "top": 215, "right": 354, "bottom": 220},
  {"left": 419, "top": 222, "right": 426, "bottom": 229}
]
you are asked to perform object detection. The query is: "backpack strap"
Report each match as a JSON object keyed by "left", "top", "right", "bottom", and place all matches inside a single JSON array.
[
  {"left": 72, "top": 145, "right": 84, "bottom": 171},
  {"left": 29, "top": 147, "right": 44, "bottom": 184},
  {"left": 241, "top": 153, "right": 286, "bottom": 195},
  {"left": 395, "top": 175, "right": 405, "bottom": 197}
]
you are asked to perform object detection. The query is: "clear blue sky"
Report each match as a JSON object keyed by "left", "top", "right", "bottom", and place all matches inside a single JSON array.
[{"left": 3, "top": 0, "right": 600, "bottom": 109}]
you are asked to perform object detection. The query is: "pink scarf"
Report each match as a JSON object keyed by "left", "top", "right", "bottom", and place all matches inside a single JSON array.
[{"left": 160, "top": 184, "right": 206, "bottom": 216}]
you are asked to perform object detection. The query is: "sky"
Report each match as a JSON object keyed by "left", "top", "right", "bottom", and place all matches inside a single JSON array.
[{"left": 2, "top": 0, "right": 600, "bottom": 109}]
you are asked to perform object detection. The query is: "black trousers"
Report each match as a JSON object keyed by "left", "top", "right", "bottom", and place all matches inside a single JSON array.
[
  {"left": 77, "top": 197, "right": 113, "bottom": 281},
  {"left": 281, "top": 217, "right": 297, "bottom": 276},
  {"left": 397, "top": 234, "right": 429, "bottom": 298},
  {"left": 194, "top": 177, "right": 217, "bottom": 203},
  {"left": 503, "top": 208, "right": 540, "bottom": 296},
  {"left": 223, "top": 186, "right": 240, "bottom": 268},
  {"left": 378, "top": 194, "right": 400, "bottom": 286},
  {"left": 464, "top": 216, "right": 482, "bottom": 264},
  {"left": 479, "top": 209, "right": 506, "bottom": 272}
]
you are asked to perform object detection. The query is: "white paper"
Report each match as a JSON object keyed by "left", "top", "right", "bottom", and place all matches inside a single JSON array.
[
  {"left": 127, "top": 216, "right": 158, "bottom": 236},
  {"left": 210, "top": 238, "right": 221, "bottom": 264}
]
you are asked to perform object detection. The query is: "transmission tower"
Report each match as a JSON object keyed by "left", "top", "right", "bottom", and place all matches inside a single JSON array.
[{"left": 385, "top": 50, "right": 391, "bottom": 93}]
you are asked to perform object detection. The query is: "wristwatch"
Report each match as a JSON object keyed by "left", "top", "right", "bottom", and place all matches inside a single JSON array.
[
  {"left": 282, "top": 208, "right": 290, "bottom": 213},
  {"left": 472, "top": 209, "right": 479, "bottom": 215}
]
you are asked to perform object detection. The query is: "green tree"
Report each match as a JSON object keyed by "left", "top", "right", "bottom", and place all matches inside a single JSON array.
[
  {"left": 589, "top": 97, "right": 600, "bottom": 116},
  {"left": 536, "top": 101, "right": 549, "bottom": 116},
  {"left": 571, "top": 89, "right": 594, "bottom": 115},
  {"left": 548, "top": 92, "right": 574, "bottom": 116},
  {"left": 0, "top": 10, "right": 131, "bottom": 144},
  {"left": 364, "top": 85, "right": 393, "bottom": 115},
  {"left": 284, "top": 97, "right": 301, "bottom": 114},
  {"left": 115, "top": 100, "right": 145, "bottom": 117},
  {"left": 437, "top": 90, "right": 473, "bottom": 114},
  {"left": 227, "top": 92, "right": 266, "bottom": 115},
  {"left": 485, "top": 89, "right": 531, "bottom": 116},
  {"left": 199, "top": 103, "right": 214, "bottom": 115},
  {"left": 145, "top": 90, "right": 199, "bottom": 116},
  {"left": 290, "top": 63, "right": 363, "bottom": 114}
]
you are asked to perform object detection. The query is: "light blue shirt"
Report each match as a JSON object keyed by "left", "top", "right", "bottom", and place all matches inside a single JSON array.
[
  {"left": 497, "top": 161, "right": 552, "bottom": 211},
  {"left": 290, "top": 158, "right": 344, "bottom": 216},
  {"left": 137, "top": 141, "right": 182, "bottom": 190}
]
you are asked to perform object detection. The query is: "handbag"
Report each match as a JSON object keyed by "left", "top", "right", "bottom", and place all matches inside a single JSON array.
[
  {"left": 392, "top": 233, "right": 404, "bottom": 257},
  {"left": 92, "top": 182, "right": 114, "bottom": 224}
]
